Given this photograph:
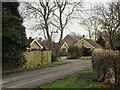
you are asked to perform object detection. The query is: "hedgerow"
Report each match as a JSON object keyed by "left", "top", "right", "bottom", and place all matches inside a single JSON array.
[{"left": 92, "top": 49, "right": 120, "bottom": 86}]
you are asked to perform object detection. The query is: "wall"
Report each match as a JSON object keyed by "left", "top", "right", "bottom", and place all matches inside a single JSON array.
[
  {"left": 61, "top": 44, "right": 68, "bottom": 51},
  {"left": 62, "top": 36, "right": 73, "bottom": 45},
  {"left": 61, "top": 44, "right": 68, "bottom": 56},
  {"left": 76, "top": 40, "right": 93, "bottom": 49},
  {"left": 30, "top": 42, "right": 41, "bottom": 50},
  {"left": 24, "top": 51, "right": 51, "bottom": 68}
]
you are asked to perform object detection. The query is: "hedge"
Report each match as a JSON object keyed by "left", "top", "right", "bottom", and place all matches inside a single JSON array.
[
  {"left": 68, "top": 46, "right": 81, "bottom": 59},
  {"left": 92, "top": 49, "right": 120, "bottom": 86}
]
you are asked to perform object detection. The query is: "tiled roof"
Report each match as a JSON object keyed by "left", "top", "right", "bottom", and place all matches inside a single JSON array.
[
  {"left": 67, "top": 35, "right": 82, "bottom": 45},
  {"left": 29, "top": 38, "right": 59, "bottom": 49},
  {"left": 85, "top": 39, "right": 102, "bottom": 48},
  {"left": 37, "top": 40, "right": 49, "bottom": 48},
  {"left": 61, "top": 34, "right": 102, "bottom": 48},
  {"left": 38, "top": 40, "right": 57, "bottom": 49}
]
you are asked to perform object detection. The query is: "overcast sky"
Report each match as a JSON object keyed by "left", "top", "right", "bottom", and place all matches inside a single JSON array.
[{"left": 20, "top": 0, "right": 112, "bottom": 41}]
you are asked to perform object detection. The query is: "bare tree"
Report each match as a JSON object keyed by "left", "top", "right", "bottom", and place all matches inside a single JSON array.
[
  {"left": 77, "top": 3, "right": 101, "bottom": 40},
  {"left": 78, "top": 16, "right": 94, "bottom": 39},
  {"left": 91, "top": 4, "right": 102, "bottom": 41},
  {"left": 98, "top": 1, "right": 120, "bottom": 49},
  {"left": 20, "top": 0, "right": 82, "bottom": 60},
  {"left": 51, "top": 0, "right": 82, "bottom": 58},
  {"left": 20, "top": 1, "right": 57, "bottom": 52}
]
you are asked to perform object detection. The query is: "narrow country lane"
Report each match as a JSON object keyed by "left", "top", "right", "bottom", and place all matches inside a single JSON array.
[{"left": 2, "top": 59, "right": 92, "bottom": 88}]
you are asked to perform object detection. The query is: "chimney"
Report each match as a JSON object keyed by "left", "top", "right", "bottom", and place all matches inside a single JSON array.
[
  {"left": 29, "top": 37, "right": 32, "bottom": 40},
  {"left": 39, "top": 37, "right": 42, "bottom": 41},
  {"left": 83, "top": 35, "right": 85, "bottom": 38}
]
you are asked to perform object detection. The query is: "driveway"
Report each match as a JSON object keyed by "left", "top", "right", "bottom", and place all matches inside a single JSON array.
[
  {"left": 61, "top": 56, "right": 83, "bottom": 62},
  {"left": 2, "top": 59, "right": 92, "bottom": 88}
]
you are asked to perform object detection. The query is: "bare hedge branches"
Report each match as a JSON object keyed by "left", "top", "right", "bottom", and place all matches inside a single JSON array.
[{"left": 92, "top": 49, "right": 120, "bottom": 85}]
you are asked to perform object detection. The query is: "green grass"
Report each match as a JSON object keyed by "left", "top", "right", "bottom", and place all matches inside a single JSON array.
[
  {"left": 40, "top": 68, "right": 104, "bottom": 88},
  {"left": 80, "top": 56, "right": 92, "bottom": 60},
  {"left": 3, "top": 61, "right": 71, "bottom": 75}
]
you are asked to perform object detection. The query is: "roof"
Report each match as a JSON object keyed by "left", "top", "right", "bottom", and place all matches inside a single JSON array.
[
  {"left": 68, "top": 35, "right": 82, "bottom": 42},
  {"left": 84, "top": 39, "right": 102, "bottom": 48},
  {"left": 30, "top": 39, "right": 43, "bottom": 49},
  {"left": 29, "top": 38, "right": 50, "bottom": 49},
  {"left": 61, "top": 34, "right": 102, "bottom": 48},
  {"left": 68, "top": 35, "right": 82, "bottom": 44},
  {"left": 62, "top": 35, "right": 83, "bottom": 46},
  {"left": 37, "top": 40, "right": 49, "bottom": 49},
  {"left": 60, "top": 42, "right": 69, "bottom": 49}
]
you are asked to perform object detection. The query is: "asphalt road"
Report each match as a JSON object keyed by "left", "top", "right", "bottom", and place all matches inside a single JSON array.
[{"left": 2, "top": 59, "right": 92, "bottom": 88}]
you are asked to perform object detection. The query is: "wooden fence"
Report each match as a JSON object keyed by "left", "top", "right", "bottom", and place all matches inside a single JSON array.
[{"left": 24, "top": 51, "right": 51, "bottom": 68}]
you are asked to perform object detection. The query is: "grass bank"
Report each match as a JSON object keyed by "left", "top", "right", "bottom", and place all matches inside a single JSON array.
[
  {"left": 40, "top": 68, "right": 104, "bottom": 88},
  {"left": 3, "top": 61, "right": 71, "bottom": 75},
  {"left": 80, "top": 56, "right": 92, "bottom": 60}
]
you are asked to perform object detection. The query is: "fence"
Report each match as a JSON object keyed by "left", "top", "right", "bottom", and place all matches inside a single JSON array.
[
  {"left": 24, "top": 51, "right": 51, "bottom": 68},
  {"left": 92, "top": 49, "right": 120, "bottom": 85}
]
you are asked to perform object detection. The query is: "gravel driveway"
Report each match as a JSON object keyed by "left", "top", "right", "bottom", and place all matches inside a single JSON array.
[{"left": 2, "top": 59, "right": 92, "bottom": 88}]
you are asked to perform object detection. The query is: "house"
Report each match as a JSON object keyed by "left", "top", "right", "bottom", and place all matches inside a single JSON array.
[
  {"left": 60, "top": 35, "right": 102, "bottom": 54},
  {"left": 27, "top": 37, "right": 49, "bottom": 51}
]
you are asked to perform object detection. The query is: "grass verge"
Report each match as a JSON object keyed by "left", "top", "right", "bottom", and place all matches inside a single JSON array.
[
  {"left": 80, "top": 56, "right": 92, "bottom": 60},
  {"left": 3, "top": 61, "right": 71, "bottom": 75},
  {"left": 40, "top": 68, "right": 104, "bottom": 88}
]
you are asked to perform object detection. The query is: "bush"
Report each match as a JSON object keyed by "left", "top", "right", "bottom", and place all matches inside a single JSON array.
[
  {"left": 115, "top": 46, "right": 120, "bottom": 50},
  {"left": 92, "top": 49, "right": 120, "bottom": 86},
  {"left": 68, "top": 46, "right": 81, "bottom": 59},
  {"left": 81, "top": 46, "right": 92, "bottom": 56}
]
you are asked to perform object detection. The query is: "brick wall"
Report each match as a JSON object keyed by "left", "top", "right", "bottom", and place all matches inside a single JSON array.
[{"left": 62, "top": 36, "right": 73, "bottom": 45}]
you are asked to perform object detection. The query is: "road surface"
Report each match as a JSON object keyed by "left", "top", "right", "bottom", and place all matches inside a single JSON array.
[{"left": 2, "top": 59, "right": 92, "bottom": 88}]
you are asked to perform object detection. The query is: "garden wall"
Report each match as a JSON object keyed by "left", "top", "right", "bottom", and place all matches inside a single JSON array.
[
  {"left": 24, "top": 51, "right": 51, "bottom": 68},
  {"left": 92, "top": 49, "right": 120, "bottom": 85}
]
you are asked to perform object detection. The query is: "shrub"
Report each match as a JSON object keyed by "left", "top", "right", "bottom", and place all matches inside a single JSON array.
[
  {"left": 92, "top": 49, "right": 120, "bottom": 86},
  {"left": 60, "top": 48, "right": 68, "bottom": 56},
  {"left": 80, "top": 46, "right": 92, "bottom": 56},
  {"left": 68, "top": 46, "right": 81, "bottom": 59},
  {"left": 115, "top": 46, "right": 120, "bottom": 50}
]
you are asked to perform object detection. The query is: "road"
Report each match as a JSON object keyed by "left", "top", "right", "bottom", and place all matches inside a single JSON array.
[{"left": 2, "top": 59, "right": 92, "bottom": 88}]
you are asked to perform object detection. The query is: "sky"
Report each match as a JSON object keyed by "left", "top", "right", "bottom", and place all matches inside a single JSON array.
[{"left": 20, "top": 0, "right": 112, "bottom": 41}]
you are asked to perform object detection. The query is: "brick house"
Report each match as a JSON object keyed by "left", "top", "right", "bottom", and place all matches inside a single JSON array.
[{"left": 60, "top": 35, "right": 102, "bottom": 55}]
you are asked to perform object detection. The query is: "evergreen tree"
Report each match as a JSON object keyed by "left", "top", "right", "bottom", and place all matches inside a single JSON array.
[
  {"left": 96, "top": 32, "right": 106, "bottom": 48},
  {"left": 2, "top": 2, "right": 28, "bottom": 70}
]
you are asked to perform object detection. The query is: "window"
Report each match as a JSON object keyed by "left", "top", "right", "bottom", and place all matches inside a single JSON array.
[{"left": 62, "top": 48, "right": 67, "bottom": 52}]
